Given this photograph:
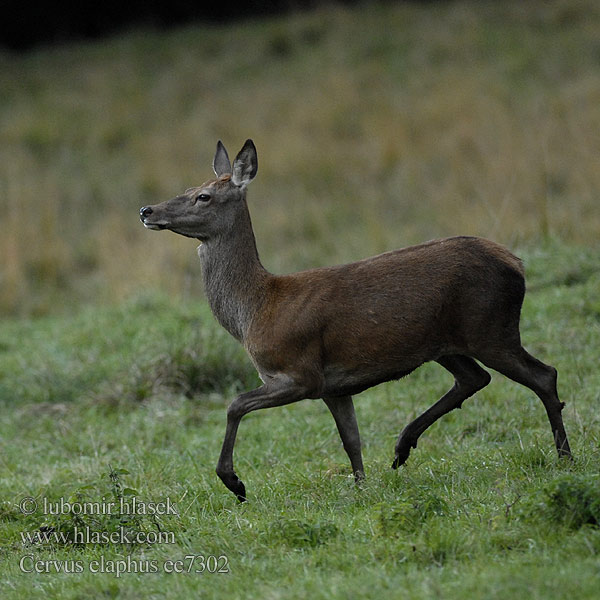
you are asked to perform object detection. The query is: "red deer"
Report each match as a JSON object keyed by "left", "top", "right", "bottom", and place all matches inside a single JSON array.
[{"left": 140, "top": 139, "right": 572, "bottom": 502}]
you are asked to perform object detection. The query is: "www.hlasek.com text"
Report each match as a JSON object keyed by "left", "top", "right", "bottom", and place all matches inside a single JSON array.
[{"left": 21, "top": 525, "right": 175, "bottom": 546}]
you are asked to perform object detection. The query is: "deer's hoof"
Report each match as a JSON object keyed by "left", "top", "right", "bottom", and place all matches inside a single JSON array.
[
  {"left": 391, "top": 456, "right": 403, "bottom": 469},
  {"left": 227, "top": 476, "right": 246, "bottom": 502},
  {"left": 217, "top": 469, "right": 247, "bottom": 502},
  {"left": 235, "top": 484, "right": 247, "bottom": 503},
  {"left": 392, "top": 449, "right": 410, "bottom": 469}
]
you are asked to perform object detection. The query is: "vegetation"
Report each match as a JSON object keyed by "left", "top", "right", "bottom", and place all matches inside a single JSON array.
[
  {"left": 1, "top": 1, "right": 599, "bottom": 598},
  {"left": 1, "top": 246, "right": 599, "bottom": 598}
]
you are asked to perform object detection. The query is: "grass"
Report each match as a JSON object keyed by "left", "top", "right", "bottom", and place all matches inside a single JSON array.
[
  {"left": 1, "top": 0, "right": 600, "bottom": 597},
  {"left": 0, "top": 241, "right": 599, "bottom": 598}
]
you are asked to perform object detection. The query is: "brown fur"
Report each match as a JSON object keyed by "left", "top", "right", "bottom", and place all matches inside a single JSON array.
[{"left": 140, "top": 140, "right": 572, "bottom": 502}]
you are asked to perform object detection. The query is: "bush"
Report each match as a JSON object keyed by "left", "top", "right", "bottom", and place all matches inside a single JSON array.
[{"left": 523, "top": 474, "right": 600, "bottom": 529}]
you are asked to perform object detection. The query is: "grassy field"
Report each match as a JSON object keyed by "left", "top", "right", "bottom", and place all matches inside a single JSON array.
[
  {"left": 1, "top": 0, "right": 600, "bottom": 598},
  {"left": 0, "top": 242, "right": 599, "bottom": 599}
]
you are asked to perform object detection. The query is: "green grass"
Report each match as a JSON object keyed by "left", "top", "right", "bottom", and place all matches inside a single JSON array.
[{"left": 1, "top": 241, "right": 599, "bottom": 599}]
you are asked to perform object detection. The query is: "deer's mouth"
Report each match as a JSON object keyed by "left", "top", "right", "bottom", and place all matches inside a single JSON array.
[{"left": 142, "top": 221, "right": 168, "bottom": 230}]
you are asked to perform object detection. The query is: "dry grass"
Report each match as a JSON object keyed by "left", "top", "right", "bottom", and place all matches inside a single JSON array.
[{"left": 1, "top": 0, "right": 599, "bottom": 315}]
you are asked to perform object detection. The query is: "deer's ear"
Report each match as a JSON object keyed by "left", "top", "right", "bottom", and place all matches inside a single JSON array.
[
  {"left": 232, "top": 139, "right": 258, "bottom": 187},
  {"left": 213, "top": 140, "right": 232, "bottom": 177}
]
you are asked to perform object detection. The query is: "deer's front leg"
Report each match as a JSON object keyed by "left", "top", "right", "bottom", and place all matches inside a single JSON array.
[
  {"left": 323, "top": 396, "right": 364, "bottom": 482},
  {"left": 216, "top": 375, "right": 311, "bottom": 502}
]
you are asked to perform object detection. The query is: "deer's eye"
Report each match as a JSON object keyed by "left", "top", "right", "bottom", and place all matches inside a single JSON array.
[{"left": 195, "top": 193, "right": 211, "bottom": 203}]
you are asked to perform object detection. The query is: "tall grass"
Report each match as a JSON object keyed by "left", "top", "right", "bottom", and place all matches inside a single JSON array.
[{"left": 1, "top": 0, "right": 599, "bottom": 315}]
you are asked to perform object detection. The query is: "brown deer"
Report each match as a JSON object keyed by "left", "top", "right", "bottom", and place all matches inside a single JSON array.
[{"left": 140, "top": 139, "right": 572, "bottom": 502}]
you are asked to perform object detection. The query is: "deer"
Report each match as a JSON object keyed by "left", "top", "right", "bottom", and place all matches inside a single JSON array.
[{"left": 140, "top": 139, "right": 572, "bottom": 502}]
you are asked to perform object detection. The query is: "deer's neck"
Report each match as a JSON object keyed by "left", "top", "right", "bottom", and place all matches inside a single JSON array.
[{"left": 198, "top": 205, "right": 269, "bottom": 343}]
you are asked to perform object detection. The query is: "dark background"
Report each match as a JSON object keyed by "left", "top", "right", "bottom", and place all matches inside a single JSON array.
[{"left": 1, "top": 1, "right": 436, "bottom": 51}]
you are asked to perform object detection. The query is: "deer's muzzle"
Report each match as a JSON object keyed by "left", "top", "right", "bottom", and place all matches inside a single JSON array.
[{"left": 140, "top": 206, "right": 167, "bottom": 230}]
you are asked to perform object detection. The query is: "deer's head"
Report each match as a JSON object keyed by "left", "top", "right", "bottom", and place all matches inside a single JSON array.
[{"left": 140, "top": 139, "right": 258, "bottom": 241}]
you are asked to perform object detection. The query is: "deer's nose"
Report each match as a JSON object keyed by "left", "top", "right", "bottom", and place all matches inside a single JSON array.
[{"left": 140, "top": 206, "right": 153, "bottom": 218}]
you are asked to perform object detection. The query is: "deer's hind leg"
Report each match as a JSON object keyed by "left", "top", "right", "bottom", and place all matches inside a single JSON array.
[
  {"left": 477, "top": 347, "right": 572, "bottom": 458},
  {"left": 392, "top": 355, "right": 491, "bottom": 468}
]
